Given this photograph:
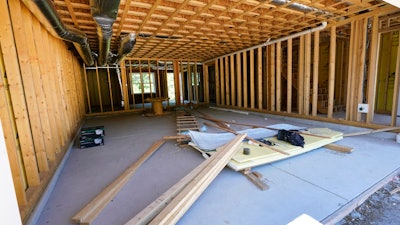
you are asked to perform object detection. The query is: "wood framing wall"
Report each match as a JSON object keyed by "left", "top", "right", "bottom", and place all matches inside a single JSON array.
[
  {"left": 83, "top": 59, "right": 208, "bottom": 115},
  {"left": 211, "top": 13, "right": 400, "bottom": 128},
  {"left": 0, "top": 0, "right": 86, "bottom": 221}
]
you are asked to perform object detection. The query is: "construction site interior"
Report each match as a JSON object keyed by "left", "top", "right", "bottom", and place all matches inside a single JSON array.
[{"left": 0, "top": 0, "right": 400, "bottom": 225}]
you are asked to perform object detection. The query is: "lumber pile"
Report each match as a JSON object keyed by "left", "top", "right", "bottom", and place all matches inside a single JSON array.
[{"left": 125, "top": 134, "right": 246, "bottom": 225}]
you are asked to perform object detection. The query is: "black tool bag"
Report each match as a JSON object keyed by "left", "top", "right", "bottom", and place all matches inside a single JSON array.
[{"left": 277, "top": 130, "right": 305, "bottom": 147}]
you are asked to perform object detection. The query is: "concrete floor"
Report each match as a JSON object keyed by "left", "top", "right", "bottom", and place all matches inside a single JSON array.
[{"left": 30, "top": 107, "right": 400, "bottom": 225}]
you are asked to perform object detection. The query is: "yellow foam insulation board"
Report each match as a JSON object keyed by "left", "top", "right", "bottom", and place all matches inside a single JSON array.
[{"left": 191, "top": 128, "right": 343, "bottom": 171}]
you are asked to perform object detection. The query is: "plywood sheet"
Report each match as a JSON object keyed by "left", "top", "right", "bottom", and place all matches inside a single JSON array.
[{"left": 191, "top": 128, "right": 343, "bottom": 171}]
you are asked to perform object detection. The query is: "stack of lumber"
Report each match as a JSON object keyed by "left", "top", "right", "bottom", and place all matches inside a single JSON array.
[{"left": 125, "top": 134, "right": 246, "bottom": 225}]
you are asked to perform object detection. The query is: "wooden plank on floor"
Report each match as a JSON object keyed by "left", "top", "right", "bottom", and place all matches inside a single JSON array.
[
  {"left": 148, "top": 134, "right": 246, "bottom": 225},
  {"left": 72, "top": 140, "right": 166, "bottom": 225},
  {"left": 323, "top": 143, "right": 353, "bottom": 153}
]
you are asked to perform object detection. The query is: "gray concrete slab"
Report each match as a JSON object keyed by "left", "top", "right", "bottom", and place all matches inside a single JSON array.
[{"left": 33, "top": 108, "right": 400, "bottom": 225}]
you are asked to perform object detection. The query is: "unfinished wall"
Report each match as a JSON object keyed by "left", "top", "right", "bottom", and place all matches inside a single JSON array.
[
  {"left": 0, "top": 0, "right": 86, "bottom": 221},
  {"left": 210, "top": 12, "right": 400, "bottom": 128}
]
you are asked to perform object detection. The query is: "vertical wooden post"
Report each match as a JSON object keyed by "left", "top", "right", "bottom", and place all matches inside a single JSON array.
[
  {"left": 328, "top": 26, "right": 337, "bottom": 118},
  {"left": 346, "top": 21, "right": 356, "bottom": 120},
  {"left": 287, "top": 38, "right": 293, "bottom": 113},
  {"left": 187, "top": 61, "right": 192, "bottom": 103},
  {"left": 276, "top": 43, "right": 281, "bottom": 112},
  {"left": 312, "top": 31, "right": 320, "bottom": 116},
  {"left": 269, "top": 44, "right": 276, "bottom": 111},
  {"left": 355, "top": 19, "right": 368, "bottom": 121},
  {"left": 220, "top": 58, "right": 225, "bottom": 105},
  {"left": 194, "top": 62, "right": 199, "bottom": 102},
  {"left": 366, "top": 17, "right": 379, "bottom": 123},
  {"left": 298, "top": 36, "right": 305, "bottom": 114},
  {"left": 173, "top": 60, "right": 181, "bottom": 105},
  {"left": 215, "top": 59, "right": 220, "bottom": 105},
  {"left": 304, "top": 33, "right": 311, "bottom": 115},
  {"left": 257, "top": 47, "right": 263, "bottom": 110},
  {"left": 95, "top": 62, "right": 104, "bottom": 112},
  {"left": 391, "top": 32, "right": 400, "bottom": 126},
  {"left": 129, "top": 60, "right": 135, "bottom": 109},
  {"left": 243, "top": 51, "right": 248, "bottom": 108},
  {"left": 107, "top": 65, "right": 115, "bottom": 111},
  {"left": 230, "top": 55, "right": 235, "bottom": 106},
  {"left": 83, "top": 65, "right": 91, "bottom": 113},
  {"left": 203, "top": 63, "right": 209, "bottom": 104},
  {"left": 120, "top": 60, "right": 130, "bottom": 110},
  {"left": 250, "top": 49, "right": 255, "bottom": 109},
  {"left": 224, "top": 56, "right": 230, "bottom": 105},
  {"left": 236, "top": 53, "right": 242, "bottom": 107}
]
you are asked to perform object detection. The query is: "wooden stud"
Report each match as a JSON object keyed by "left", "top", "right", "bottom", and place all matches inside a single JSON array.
[
  {"left": 120, "top": 60, "right": 130, "bottom": 110},
  {"left": 215, "top": 59, "right": 220, "bottom": 105},
  {"left": 224, "top": 56, "right": 230, "bottom": 105},
  {"left": 312, "top": 31, "right": 320, "bottom": 116},
  {"left": 257, "top": 47, "right": 263, "bottom": 110},
  {"left": 304, "top": 33, "right": 311, "bottom": 115},
  {"left": 276, "top": 43, "right": 281, "bottom": 112},
  {"left": 230, "top": 55, "right": 235, "bottom": 106},
  {"left": 366, "top": 15, "right": 380, "bottom": 123},
  {"left": 287, "top": 38, "right": 293, "bottom": 113},
  {"left": 328, "top": 26, "right": 336, "bottom": 118},
  {"left": 250, "top": 49, "right": 255, "bottom": 109},
  {"left": 298, "top": 36, "right": 305, "bottom": 114},
  {"left": 203, "top": 63, "right": 209, "bottom": 104},
  {"left": 83, "top": 65, "right": 92, "bottom": 114},
  {"left": 243, "top": 51, "right": 248, "bottom": 108},
  {"left": 356, "top": 19, "right": 368, "bottom": 121},
  {"left": 220, "top": 58, "right": 225, "bottom": 105},
  {"left": 346, "top": 21, "right": 356, "bottom": 120},
  {"left": 236, "top": 53, "right": 242, "bottom": 107},
  {"left": 107, "top": 65, "right": 115, "bottom": 111},
  {"left": 269, "top": 44, "right": 276, "bottom": 111},
  {"left": 174, "top": 61, "right": 181, "bottom": 105},
  {"left": 391, "top": 32, "right": 400, "bottom": 126},
  {"left": 95, "top": 63, "right": 104, "bottom": 112}
]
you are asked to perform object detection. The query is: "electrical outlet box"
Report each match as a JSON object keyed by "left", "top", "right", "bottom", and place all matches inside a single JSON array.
[{"left": 358, "top": 103, "right": 369, "bottom": 113}]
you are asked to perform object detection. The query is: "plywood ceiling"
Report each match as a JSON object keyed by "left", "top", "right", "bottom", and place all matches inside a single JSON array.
[{"left": 53, "top": 0, "right": 399, "bottom": 62}]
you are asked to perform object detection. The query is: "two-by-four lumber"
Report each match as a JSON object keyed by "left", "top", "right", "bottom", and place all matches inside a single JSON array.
[
  {"left": 148, "top": 134, "right": 246, "bottom": 225},
  {"left": 323, "top": 143, "right": 353, "bottom": 153},
  {"left": 72, "top": 140, "right": 166, "bottom": 225}
]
